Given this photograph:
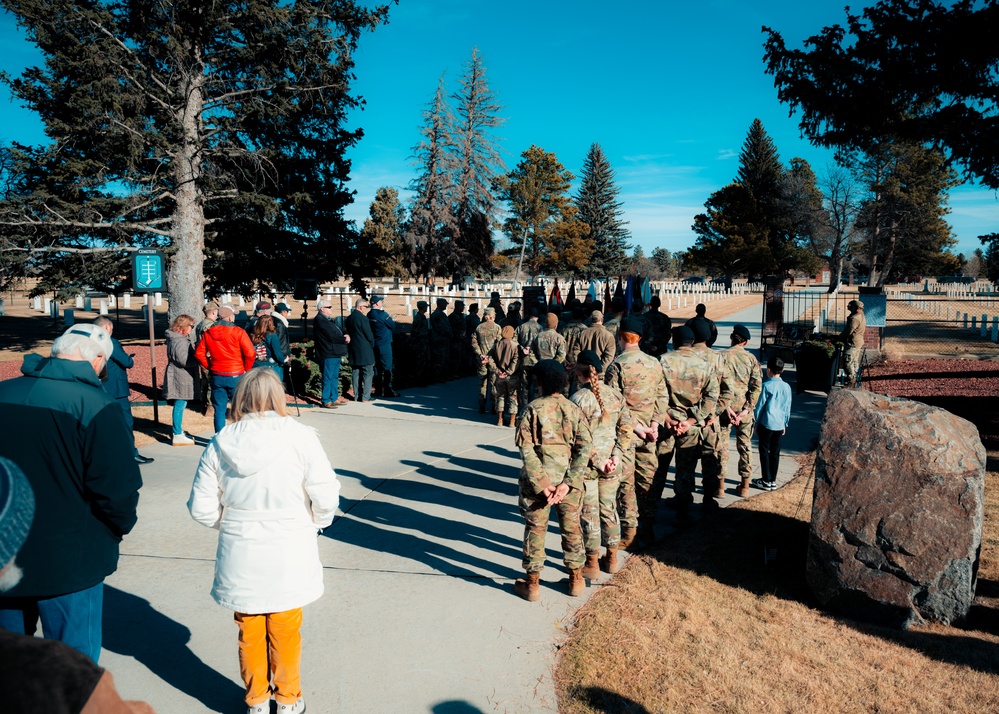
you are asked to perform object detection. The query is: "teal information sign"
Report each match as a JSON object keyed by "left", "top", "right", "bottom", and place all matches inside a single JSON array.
[{"left": 131, "top": 249, "right": 167, "bottom": 292}]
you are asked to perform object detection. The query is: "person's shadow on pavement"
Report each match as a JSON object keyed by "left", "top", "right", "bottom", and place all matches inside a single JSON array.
[{"left": 103, "top": 585, "right": 244, "bottom": 712}]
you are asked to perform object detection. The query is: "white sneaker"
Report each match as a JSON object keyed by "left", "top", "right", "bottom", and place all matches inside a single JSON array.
[
  {"left": 172, "top": 433, "right": 195, "bottom": 446},
  {"left": 277, "top": 699, "right": 306, "bottom": 713},
  {"left": 246, "top": 701, "right": 269, "bottom": 714}
]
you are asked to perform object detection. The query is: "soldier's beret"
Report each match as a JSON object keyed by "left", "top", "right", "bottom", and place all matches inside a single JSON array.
[
  {"left": 689, "top": 320, "right": 712, "bottom": 343},
  {"left": 620, "top": 316, "right": 645, "bottom": 337},
  {"left": 576, "top": 350, "right": 603, "bottom": 373},
  {"left": 732, "top": 324, "right": 751, "bottom": 342},
  {"left": 535, "top": 359, "right": 566, "bottom": 379},
  {"left": 673, "top": 326, "right": 694, "bottom": 344}
]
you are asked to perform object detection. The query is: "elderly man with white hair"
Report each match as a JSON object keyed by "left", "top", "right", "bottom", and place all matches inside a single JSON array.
[
  {"left": 0, "top": 324, "right": 142, "bottom": 663},
  {"left": 312, "top": 298, "right": 350, "bottom": 408}
]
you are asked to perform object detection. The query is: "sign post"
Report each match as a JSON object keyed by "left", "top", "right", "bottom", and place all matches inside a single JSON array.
[{"left": 131, "top": 249, "right": 167, "bottom": 422}]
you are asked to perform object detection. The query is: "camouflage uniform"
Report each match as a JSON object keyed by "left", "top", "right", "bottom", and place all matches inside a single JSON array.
[
  {"left": 570, "top": 383, "right": 633, "bottom": 551},
  {"left": 720, "top": 344, "right": 763, "bottom": 480},
  {"left": 429, "top": 307, "right": 451, "bottom": 383},
  {"left": 560, "top": 319, "right": 587, "bottom": 367},
  {"left": 488, "top": 337, "right": 520, "bottom": 417},
  {"left": 694, "top": 343, "right": 727, "bottom": 498},
  {"left": 515, "top": 318, "right": 543, "bottom": 409},
  {"left": 603, "top": 314, "right": 624, "bottom": 356},
  {"left": 841, "top": 308, "right": 866, "bottom": 384},
  {"left": 531, "top": 328, "right": 567, "bottom": 365},
  {"left": 604, "top": 349, "right": 669, "bottom": 530},
  {"left": 448, "top": 307, "right": 467, "bottom": 378},
  {"left": 659, "top": 346, "right": 718, "bottom": 509},
  {"left": 473, "top": 319, "right": 503, "bottom": 406},
  {"left": 516, "top": 394, "right": 593, "bottom": 573}
]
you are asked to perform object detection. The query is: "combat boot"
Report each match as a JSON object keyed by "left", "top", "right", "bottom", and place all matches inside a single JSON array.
[
  {"left": 581, "top": 552, "right": 600, "bottom": 579},
  {"left": 567, "top": 568, "right": 585, "bottom": 597},
  {"left": 714, "top": 477, "right": 725, "bottom": 498},
  {"left": 600, "top": 547, "right": 619, "bottom": 574},
  {"left": 496, "top": 413, "right": 503, "bottom": 427},
  {"left": 507, "top": 413, "right": 516, "bottom": 428},
  {"left": 478, "top": 398, "right": 486, "bottom": 414},
  {"left": 619, "top": 525, "right": 637, "bottom": 550},
  {"left": 514, "top": 572, "right": 540, "bottom": 602},
  {"left": 736, "top": 477, "right": 750, "bottom": 497}
]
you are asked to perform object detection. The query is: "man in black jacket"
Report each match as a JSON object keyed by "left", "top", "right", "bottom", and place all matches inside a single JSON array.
[
  {"left": 313, "top": 299, "right": 349, "bottom": 408},
  {"left": 346, "top": 297, "right": 376, "bottom": 402},
  {"left": 0, "top": 324, "right": 142, "bottom": 663}
]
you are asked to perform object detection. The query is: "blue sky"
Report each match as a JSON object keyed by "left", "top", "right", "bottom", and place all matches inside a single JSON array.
[{"left": 2, "top": 0, "right": 996, "bottom": 259}]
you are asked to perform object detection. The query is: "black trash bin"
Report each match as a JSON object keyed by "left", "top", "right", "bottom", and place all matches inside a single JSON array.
[{"left": 793, "top": 341, "right": 842, "bottom": 394}]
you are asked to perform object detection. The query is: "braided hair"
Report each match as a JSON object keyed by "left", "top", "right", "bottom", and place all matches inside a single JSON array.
[{"left": 577, "top": 363, "right": 609, "bottom": 421}]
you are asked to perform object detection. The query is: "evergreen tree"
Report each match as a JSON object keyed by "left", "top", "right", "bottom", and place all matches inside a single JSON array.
[
  {"left": 737, "top": 119, "right": 795, "bottom": 272},
  {"left": 451, "top": 48, "right": 505, "bottom": 276},
  {"left": 495, "top": 145, "right": 588, "bottom": 281},
  {"left": 575, "top": 143, "right": 630, "bottom": 277},
  {"left": 981, "top": 233, "right": 999, "bottom": 282},
  {"left": 0, "top": 0, "right": 391, "bottom": 321},
  {"left": 406, "top": 75, "right": 460, "bottom": 281},
  {"left": 360, "top": 187, "right": 409, "bottom": 278},
  {"left": 688, "top": 183, "right": 772, "bottom": 279}
]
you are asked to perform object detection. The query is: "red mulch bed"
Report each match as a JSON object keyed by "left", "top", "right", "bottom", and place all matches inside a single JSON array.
[{"left": 864, "top": 359, "right": 999, "bottom": 446}]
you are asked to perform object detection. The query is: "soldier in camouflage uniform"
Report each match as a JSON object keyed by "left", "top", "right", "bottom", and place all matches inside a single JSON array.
[
  {"left": 560, "top": 304, "right": 588, "bottom": 391},
  {"left": 602, "top": 297, "right": 626, "bottom": 357},
  {"left": 660, "top": 326, "right": 719, "bottom": 523},
  {"left": 515, "top": 307, "right": 544, "bottom": 412},
  {"left": 690, "top": 319, "right": 726, "bottom": 509},
  {"left": 514, "top": 360, "right": 593, "bottom": 601},
  {"left": 604, "top": 316, "right": 670, "bottom": 548},
  {"left": 448, "top": 300, "right": 468, "bottom": 379},
  {"left": 410, "top": 300, "right": 431, "bottom": 386},
  {"left": 720, "top": 325, "right": 763, "bottom": 496},
  {"left": 472, "top": 307, "right": 502, "bottom": 413},
  {"left": 571, "top": 350, "right": 633, "bottom": 577},
  {"left": 488, "top": 324, "right": 520, "bottom": 426},
  {"left": 429, "top": 298, "right": 451, "bottom": 383},
  {"left": 531, "top": 312, "right": 568, "bottom": 365}
]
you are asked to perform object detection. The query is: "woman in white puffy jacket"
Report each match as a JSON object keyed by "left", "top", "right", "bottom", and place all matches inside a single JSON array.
[{"left": 188, "top": 368, "right": 339, "bottom": 714}]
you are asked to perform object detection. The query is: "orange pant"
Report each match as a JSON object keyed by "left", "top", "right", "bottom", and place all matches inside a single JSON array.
[{"left": 234, "top": 608, "right": 303, "bottom": 706}]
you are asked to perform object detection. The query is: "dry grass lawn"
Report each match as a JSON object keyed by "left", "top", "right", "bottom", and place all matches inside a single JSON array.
[{"left": 555, "top": 453, "right": 999, "bottom": 713}]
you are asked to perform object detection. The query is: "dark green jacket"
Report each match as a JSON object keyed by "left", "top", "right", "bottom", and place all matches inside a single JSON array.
[{"left": 0, "top": 354, "right": 141, "bottom": 598}]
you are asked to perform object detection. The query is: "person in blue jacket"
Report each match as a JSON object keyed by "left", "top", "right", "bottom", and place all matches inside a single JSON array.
[
  {"left": 368, "top": 294, "right": 397, "bottom": 397},
  {"left": 94, "top": 316, "right": 153, "bottom": 464},
  {"left": 752, "top": 356, "right": 792, "bottom": 491}
]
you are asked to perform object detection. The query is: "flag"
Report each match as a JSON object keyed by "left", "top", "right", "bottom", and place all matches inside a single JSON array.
[
  {"left": 549, "top": 279, "right": 563, "bottom": 309},
  {"left": 566, "top": 281, "right": 577, "bottom": 304},
  {"left": 614, "top": 276, "right": 625, "bottom": 303},
  {"left": 603, "top": 279, "right": 612, "bottom": 310},
  {"left": 625, "top": 274, "right": 635, "bottom": 313},
  {"left": 641, "top": 276, "right": 653, "bottom": 304},
  {"left": 587, "top": 280, "right": 599, "bottom": 303}
]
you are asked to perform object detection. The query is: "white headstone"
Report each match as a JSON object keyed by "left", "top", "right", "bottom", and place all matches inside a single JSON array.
[
  {"left": 123, "top": 293, "right": 131, "bottom": 309},
  {"left": 75, "top": 295, "right": 84, "bottom": 309},
  {"left": 64, "top": 309, "right": 74, "bottom": 326},
  {"left": 155, "top": 292, "right": 162, "bottom": 307},
  {"left": 99, "top": 300, "right": 108, "bottom": 316},
  {"left": 43, "top": 298, "right": 51, "bottom": 315},
  {"left": 83, "top": 296, "right": 92, "bottom": 312},
  {"left": 33, "top": 296, "right": 42, "bottom": 311}
]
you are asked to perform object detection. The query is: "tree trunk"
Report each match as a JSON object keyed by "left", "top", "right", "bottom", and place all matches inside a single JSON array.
[
  {"left": 828, "top": 245, "right": 844, "bottom": 294},
  {"left": 168, "top": 68, "right": 206, "bottom": 325}
]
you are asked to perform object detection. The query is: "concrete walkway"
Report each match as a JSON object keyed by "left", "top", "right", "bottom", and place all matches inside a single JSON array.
[{"left": 102, "top": 301, "right": 828, "bottom": 713}]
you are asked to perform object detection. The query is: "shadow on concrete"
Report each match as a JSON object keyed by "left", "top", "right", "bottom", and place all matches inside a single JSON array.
[
  {"left": 643, "top": 504, "right": 999, "bottom": 677},
  {"left": 431, "top": 700, "right": 486, "bottom": 713},
  {"left": 103, "top": 585, "right": 243, "bottom": 712}
]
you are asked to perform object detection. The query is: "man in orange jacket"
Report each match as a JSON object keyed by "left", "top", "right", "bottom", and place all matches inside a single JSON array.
[{"left": 195, "top": 305, "right": 255, "bottom": 433}]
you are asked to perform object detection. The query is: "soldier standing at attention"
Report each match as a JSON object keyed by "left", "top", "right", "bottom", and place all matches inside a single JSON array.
[
  {"left": 643, "top": 295, "right": 672, "bottom": 357},
  {"left": 721, "top": 325, "right": 762, "bottom": 496},
  {"left": 571, "top": 350, "right": 633, "bottom": 578},
  {"left": 603, "top": 297, "right": 626, "bottom": 355},
  {"left": 690, "top": 320, "right": 727, "bottom": 509},
  {"left": 514, "top": 360, "right": 592, "bottom": 602},
  {"left": 448, "top": 300, "right": 468, "bottom": 379},
  {"left": 531, "top": 312, "right": 568, "bottom": 366},
  {"left": 515, "top": 306, "right": 544, "bottom": 412},
  {"left": 429, "top": 298, "right": 452, "bottom": 383},
  {"left": 604, "top": 317, "right": 669, "bottom": 549},
  {"left": 839, "top": 299, "right": 866, "bottom": 385},
  {"left": 488, "top": 325, "right": 521, "bottom": 427},
  {"left": 472, "top": 307, "right": 502, "bottom": 414},
  {"left": 410, "top": 300, "right": 431, "bottom": 387},
  {"left": 686, "top": 303, "right": 718, "bottom": 347},
  {"left": 660, "top": 326, "right": 718, "bottom": 525},
  {"left": 560, "top": 304, "right": 588, "bottom": 389}
]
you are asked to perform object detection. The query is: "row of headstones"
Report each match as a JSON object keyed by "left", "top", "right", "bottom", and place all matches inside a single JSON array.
[
  {"left": 897, "top": 293, "right": 999, "bottom": 342},
  {"left": 924, "top": 280, "right": 998, "bottom": 296}
]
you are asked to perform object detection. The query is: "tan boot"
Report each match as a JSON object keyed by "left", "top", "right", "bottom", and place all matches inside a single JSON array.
[
  {"left": 497, "top": 413, "right": 503, "bottom": 426},
  {"left": 619, "top": 525, "right": 637, "bottom": 549},
  {"left": 514, "top": 571, "right": 540, "bottom": 602},
  {"left": 581, "top": 551, "right": 600, "bottom": 579},
  {"left": 600, "top": 547, "right": 619, "bottom": 575},
  {"left": 736, "top": 477, "right": 750, "bottom": 497},
  {"left": 567, "top": 568, "right": 585, "bottom": 597},
  {"left": 508, "top": 413, "right": 516, "bottom": 428},
  {"left": 714, "top": 478, "right": 725, "bottom": 498}
]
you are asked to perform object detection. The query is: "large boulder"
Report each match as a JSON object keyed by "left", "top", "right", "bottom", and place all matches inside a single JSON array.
[{"left": 807, "top": 389, "right": 985, "bottom": 627}]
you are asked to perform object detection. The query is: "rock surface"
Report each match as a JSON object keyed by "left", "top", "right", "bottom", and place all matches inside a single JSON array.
[{"left": 807, "top": 389, "right": 986, "bottom": 627}]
